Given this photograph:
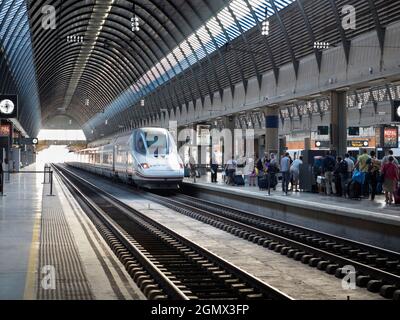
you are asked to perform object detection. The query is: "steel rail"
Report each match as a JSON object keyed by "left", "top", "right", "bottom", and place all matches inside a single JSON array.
[
  {"left": 53, "top": 164, "right": 189, "bottom": 300},
  {"left": 142, "top": 192, "right": 400, "bottom": 299},
  {"left": 54, "top": 164, "right": 292, "bottom": 300}
]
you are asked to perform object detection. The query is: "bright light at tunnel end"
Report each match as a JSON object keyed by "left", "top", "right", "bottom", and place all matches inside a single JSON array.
[{"left": 38, "top": 129, "right": 87, "bottom": 141}]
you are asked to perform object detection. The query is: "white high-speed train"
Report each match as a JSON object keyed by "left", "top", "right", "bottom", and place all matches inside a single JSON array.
[{"left": 70, "top": 127, "right": 184, "bottom": 189}]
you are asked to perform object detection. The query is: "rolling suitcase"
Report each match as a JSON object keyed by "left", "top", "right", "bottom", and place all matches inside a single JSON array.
[
  {"left": 394, "top": 187, "right": 400, "bottom": 205},
  {"left": 234, "top": 175, "right": 245, "bottom": 186},
  {"left": 269, "top": 173, "right": 277, "bottom": 189},
  {"left": 184, "top": 167, "right": 190, "bottom": 177},
  {"left": 258, "top": 176, "right": 267, "bottom": 190},
  {"left": 348, "top": 180, "right": 361, "bottom": 200}
]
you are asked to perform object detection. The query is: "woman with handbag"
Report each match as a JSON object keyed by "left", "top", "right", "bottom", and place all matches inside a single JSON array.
[{"left": 381, "top": 156, "right": 399, "bottom": 204}]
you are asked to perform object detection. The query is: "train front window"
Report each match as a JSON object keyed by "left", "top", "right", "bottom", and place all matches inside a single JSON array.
[
  {"left": 146, "top": 133, "right": 168, "bottom": 156},
  {"left": 134, "top": 130, "right": 172, "bottom": 156}
]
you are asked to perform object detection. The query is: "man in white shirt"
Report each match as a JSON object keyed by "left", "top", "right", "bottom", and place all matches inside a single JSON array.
[
  {"left": 290, "top": 156, "right": 303, "bottom": 192},
  {"left": 280, "top": 152, "right": 291, "bottom": 195},
  {"left": 225, "top": 157, "right": 237, "bottom": 185},
  {"left": 344, "top": 153, "right": 355, "bottom": 174}
]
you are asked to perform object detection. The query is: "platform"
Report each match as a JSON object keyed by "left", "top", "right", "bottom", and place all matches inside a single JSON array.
[
  {"left": 0, "top": 164, "right": 144, "bottom": 300},
  {"left": 63, "top": 166, "right": 385, "bottom": 300},
  {"left": 182, "top": 173, "right": 400, "bottom": 252}
]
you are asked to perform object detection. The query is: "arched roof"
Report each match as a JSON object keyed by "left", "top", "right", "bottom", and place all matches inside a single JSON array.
[{"left": 0, "top": 0, "right": 398, "bottom": 139}]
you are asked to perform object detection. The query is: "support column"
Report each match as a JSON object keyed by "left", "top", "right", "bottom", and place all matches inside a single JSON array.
[
  {"left": 222, "top": 116, "right": 235, "bottom": 164},
  {"left": 264, "top": 106, "right": 279, "bottom": 156},
  {"left": 330, "top": 91, "right": 347, "bottom": 157},
  {"left": 304, "top": 137, "right": 311, "bottom": 151}
]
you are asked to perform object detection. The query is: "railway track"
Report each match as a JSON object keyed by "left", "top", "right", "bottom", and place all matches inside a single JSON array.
[
  {"left": 53, "top": 164, "right": 291, "bottom": 300},
  {"left": 138, "top": 192, "right": 400, "bottom": 300}
]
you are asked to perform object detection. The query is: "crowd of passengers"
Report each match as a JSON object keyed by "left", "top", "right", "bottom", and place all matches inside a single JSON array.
[{"left": 187, "top": 149, "right": 400, "bottom": 205}]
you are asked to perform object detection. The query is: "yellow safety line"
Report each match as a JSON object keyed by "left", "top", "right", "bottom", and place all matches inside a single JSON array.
[
  {"left": 23, "top": 185, "right": 42, "bottom": 300},
  {"left": 23, "top": 210, "right": 41, "bottom": 300}
]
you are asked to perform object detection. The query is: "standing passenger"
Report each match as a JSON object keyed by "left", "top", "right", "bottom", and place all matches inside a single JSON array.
[
  {"left": 245, "top": 154, "right": 256, "bottom": 186},
  {"left": 189, "top": 154, "right": 197, "bottom": 183},
  {"left": 225, "top": 156, "right": 237, "bottom": 185},
  {"left": 269, "top": 153, "right": 278, "bottom": 190},
  {"left": 338, "top": 156, "right": 349, "bottom": 197},
  {"left": 333, "top": 156, "right": 344, "bottom": 196},
  {"left": 381, "top": 149, "right": 399, "bottom": 167},
  {"left": 381, "top": 156, "right": 399, "bottom": 204},
  {"left": 368, "top": 151, "right": 380, "bottom": 201},
  {"left": 322, "top": 151, "right": 336, "bottom": 195},
  {"left": 355, "top": 148, "right": 371, "bottom": 197},
  {"left": 280, "top": 152, "right": 291, "bottom": 195},
  {"left": 210, "top": 150, "right": 218, "bottom": 183},
  {"left": 290, "top": 156, "right": 303, "bottom": 192}
]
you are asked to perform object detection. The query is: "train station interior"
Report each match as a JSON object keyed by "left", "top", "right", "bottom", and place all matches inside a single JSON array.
[{"left": 1, "top": 0, "right": 400, "bottom": 312}]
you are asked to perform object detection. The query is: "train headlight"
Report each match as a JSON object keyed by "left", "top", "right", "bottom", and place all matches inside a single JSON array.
[{"left": 141, "top": 163, "right": 150, "bottom": 169}]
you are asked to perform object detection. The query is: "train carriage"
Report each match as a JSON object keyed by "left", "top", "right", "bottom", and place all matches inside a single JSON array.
[{"left": 71, "top": 128, "right": 184, "bottom": 189}]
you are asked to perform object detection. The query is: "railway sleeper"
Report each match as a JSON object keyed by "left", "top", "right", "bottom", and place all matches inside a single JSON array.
[
  {"left": 146, "top": 288, "right": 166, "bottom": 300},
  {"left": 385, "top": 260, "right": 399, "bottom": 269},
  {"left": 379, "top": 285, "right": 397, "bottom": 299},
  {"left": 280, "top": 246, "right": 292, "bottom": 255},
  {"left": 287, "top": 249, "right": 299, "bottom": 258},
  {"left": 366, "top": 279, "right": 383, "bottom": 293},
  {"left": 293, "top": 251, "right": 306, "bottom": 260},
  {"left": 139, "top": 278, "right": 155, "bottom": 290},
  {"left": 317, "top": 260, "right": 331, "bottom": 270},
  {"left": 274, "top": 244, "right": 285, "bottom": 253},
  {"left": 301, "top": 255, "right": 314, "bottom": 264},
  {"left": 308, "top": 257, "right": 321, "bottom": 267},
  {"left": 325, "top": 264, "right": 340, "bottom": 274}
]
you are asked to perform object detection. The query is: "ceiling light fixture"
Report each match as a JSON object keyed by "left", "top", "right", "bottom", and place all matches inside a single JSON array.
[{"left": 261, "top": 20, "right": 269, "bottom": 36}]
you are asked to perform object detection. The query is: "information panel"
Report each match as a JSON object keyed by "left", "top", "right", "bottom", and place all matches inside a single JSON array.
[{"left": 383, "top": 126, "right": 398, "bottom": 148}]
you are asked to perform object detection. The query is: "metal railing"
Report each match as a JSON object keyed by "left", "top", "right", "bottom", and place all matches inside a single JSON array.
[{"left": 0, "top": 164, "right": 54, "bottom": 196}]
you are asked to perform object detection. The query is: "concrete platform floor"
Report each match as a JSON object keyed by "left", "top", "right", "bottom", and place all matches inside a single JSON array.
[
  {"left": 0, "top": 164, "right": 144, "bottom": 300},
  {"left": 0, "top": 165, "right": 42, "bottom": 299},
  {"left": 68, "top": 167, "right": 385, "bottom": 300},
  {"left": 184, "top": 174, "right": 400, "bottom": 223}
]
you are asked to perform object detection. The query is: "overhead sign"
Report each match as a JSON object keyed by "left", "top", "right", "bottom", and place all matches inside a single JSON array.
[
  {"left": 0, "top": 95, "right": 18, "bottom": 119},
  {"left": 348, "top": 127, "right": 360, "bottom": 136},
  {"left": 383, "top": 126, "right": 398, "bottom": 148},
  {"left": 314, "top": 140, "right": 330, "bottom": 148},
  {"left": 347, "top": 140, "right": 369, "bottom": 148},
  {"left": 317, "top": 126, "right": 329, "bottom": 135}
]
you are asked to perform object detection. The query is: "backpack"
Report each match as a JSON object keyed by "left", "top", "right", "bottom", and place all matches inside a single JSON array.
[
  {"left": 325, "top": 156, "right": 335, "bottom": 171},
  {"left": 366, "top": 158, "right": 375, "bottom": 173},
  {"left": 339, "top": 160, "right": 348, "bottom": 174}
]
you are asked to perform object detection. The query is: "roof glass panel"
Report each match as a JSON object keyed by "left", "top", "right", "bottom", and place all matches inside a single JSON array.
[{"left": 87, "top": 0, "right": 296, "bottom": 130}]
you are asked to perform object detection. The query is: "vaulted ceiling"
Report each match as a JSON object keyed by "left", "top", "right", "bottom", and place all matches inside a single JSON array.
[{"left": 0, "top": 0, "right": 398, "bottom": 139}]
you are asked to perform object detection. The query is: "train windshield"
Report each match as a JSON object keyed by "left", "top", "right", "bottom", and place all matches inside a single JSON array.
[{"left": 134, "top": 129, "right": 174, "bottom": 156}]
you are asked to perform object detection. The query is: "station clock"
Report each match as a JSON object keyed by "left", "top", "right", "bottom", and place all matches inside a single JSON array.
[
  {"left": 0, "top": 99, "right": 14, "bottom": 115},
  {"left": 392, "top": 100, "right": 400, "bottom": 122},
  {"left": 0, "top": 95, "right": 18, "bottom": 118}
]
